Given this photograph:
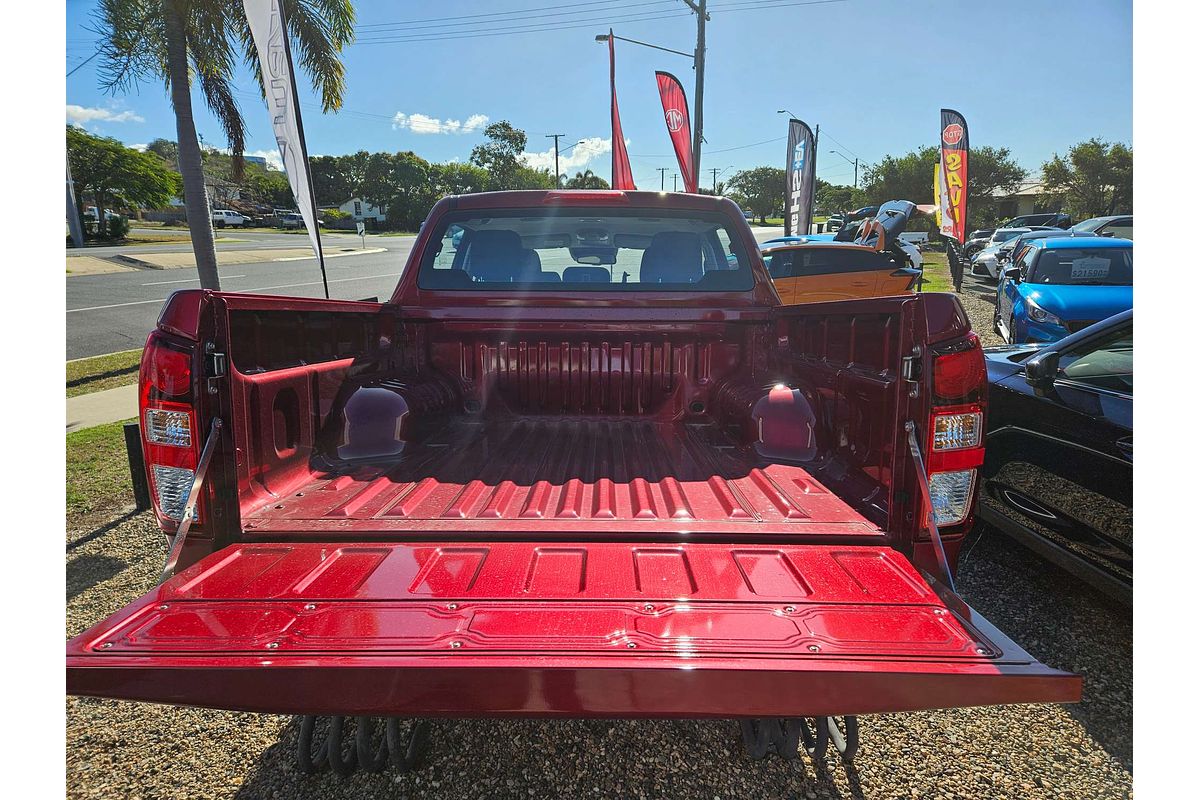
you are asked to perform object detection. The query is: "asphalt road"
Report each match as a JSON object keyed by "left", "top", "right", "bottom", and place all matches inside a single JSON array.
[
  {"left": 65, "top": 227, "right": 793, "bottom": 361},
  {"left": 66, "top": 233, "right": 415, "bottom": 359}
]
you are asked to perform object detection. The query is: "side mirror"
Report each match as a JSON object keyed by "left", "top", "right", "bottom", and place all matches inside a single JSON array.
[
  {"left": 1023, "top": 349, "right": 1060, "bottom": 390},
  {"left": 1003, "top": 266, "right": 1020, "bottom": 281}
]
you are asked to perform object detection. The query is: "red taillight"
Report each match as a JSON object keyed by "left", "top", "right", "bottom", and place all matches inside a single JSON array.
[
  {"left": 139, "top": 331, "right": 200, "bottom": 528},
  {"left": 925, "top": 335, "right": 987, "bottom": 528},
  {"left": 932, "top": 333, "right": 986, "bottom": 405}
]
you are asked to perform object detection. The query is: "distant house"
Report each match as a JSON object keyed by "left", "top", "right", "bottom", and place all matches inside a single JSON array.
[
  {"left": 991, "top": 181, "right": 1058, "bottom": 219},
  {"left": 338, "top": 197, "right": 387, "bottom": 223}
]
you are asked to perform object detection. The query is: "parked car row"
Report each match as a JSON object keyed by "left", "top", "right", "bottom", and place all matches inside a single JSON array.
[{"left": 970, "top": 215, "right": 1133, "bottom": 280}]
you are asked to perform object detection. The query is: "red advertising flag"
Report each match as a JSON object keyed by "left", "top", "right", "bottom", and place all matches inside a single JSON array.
[
  {"left": 608, "top": 32, "right": 636, "bottom": 190},
  {"left": 938, "top": 108, "right": 969, "bottom": 243},
  {"left": 655, "top": 71, "right": 696, "bottom": 193}
]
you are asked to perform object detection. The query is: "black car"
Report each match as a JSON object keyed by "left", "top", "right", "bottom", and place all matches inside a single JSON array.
[
  {"left": 1070, "top": 214, "right": 1133, "bottom": 239},
  {"left": 977, "top": 310, "right": 1132, "bottom": 602},
  {"left": 1004, "top": 212, "right": 1073, "bottom": 229}
]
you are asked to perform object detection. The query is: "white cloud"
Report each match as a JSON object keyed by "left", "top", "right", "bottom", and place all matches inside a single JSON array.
[
  {"left": 129, "top": 143, "right": 148, "bottom": 152},
  {"left": 521, "top": 136, "right": 615, "bottom": 175},
  {"left": 392, "top": 112, "right": 488, "bottom": 135},
  {"left": 66, "top": 104, "right": 144, "bottom": 125}
]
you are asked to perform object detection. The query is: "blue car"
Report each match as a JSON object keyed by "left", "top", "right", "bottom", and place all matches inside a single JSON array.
[{"left": 994, "top": 236, "right": 1132, "bottom": 344}]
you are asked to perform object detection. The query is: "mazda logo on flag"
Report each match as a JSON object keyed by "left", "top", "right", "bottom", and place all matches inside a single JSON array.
[{"left": 665, "top": 108, "right": 685, "bottom": 132}]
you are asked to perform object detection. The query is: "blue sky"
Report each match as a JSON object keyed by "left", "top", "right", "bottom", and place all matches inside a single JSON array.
[{"left": 66, "top": 0, "right": 1131, "bottom": 189}]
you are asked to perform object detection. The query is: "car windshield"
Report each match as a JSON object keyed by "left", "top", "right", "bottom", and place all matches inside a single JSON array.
[
  {"left": 992, "top": 229, "right": 1025, "bottom": 243},
  {"left": 1028, "top": 247, "right": 1132, "bottom": 286},
  {"left": 417, "top": 209, "right": 754, "bottom": 292},
  {"left": 1070, "top": 218, "right": 1107, "bottom": 233}
]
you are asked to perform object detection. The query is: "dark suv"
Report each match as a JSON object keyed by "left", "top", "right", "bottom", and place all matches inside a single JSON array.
[{"left": 1004, "top": 212, "right": 1072, "bottom": 229}]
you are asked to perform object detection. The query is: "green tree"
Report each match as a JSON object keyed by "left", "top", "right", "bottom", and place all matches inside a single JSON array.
[
  {"left": 726, "top": 166, "right": 786, "bottom": 223},
  {"left": 145, "top": 137, "right": 179, "bottom": 167},
  {"left": 244, "top": 168, "right": 294, "bottom": 208},
  {"left": 563, "top": 169, "right": 610, "bottom": 189},
  {"left": 95, "top": 0, "right": 355, "bottom": 289},
  {"left": 814, "top": 179, "right": 854, "bottom": 215},
  {"left": 470, "top": 121, "right": 530, "bottom": 190},
  {"left": 432, "top": 161, "right": 490, "bottom": 196},
  {"left": 859, "top": 145, "right": 1026, "bottom": 227},
  {"left": 67, "top": 126, "right": 182, "bottom": 239},
  {"left": 1039, "top": 139, "right": 1132, "bottom": 219}
]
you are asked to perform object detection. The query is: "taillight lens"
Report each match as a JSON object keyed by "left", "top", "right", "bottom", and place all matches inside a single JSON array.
[
  {"left": 932, "top": 333, "right": 986, "bottom": 405},
  {"left": 139, "top": 331, "right": 200, "bottom": 528},
  {"left": 925, "top": 336, "right": 987, "bottom": 531}
]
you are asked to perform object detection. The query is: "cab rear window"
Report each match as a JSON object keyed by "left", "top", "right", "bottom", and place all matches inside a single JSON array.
[{"left": 418, "top": 209, "right": 754, "bottom": 292}]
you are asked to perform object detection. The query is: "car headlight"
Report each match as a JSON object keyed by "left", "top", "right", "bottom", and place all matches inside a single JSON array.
[{"left": 1025, "top": 298, "right": 1064, "bottom": 327}]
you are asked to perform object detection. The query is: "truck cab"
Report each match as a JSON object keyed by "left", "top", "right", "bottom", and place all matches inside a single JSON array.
[{"left": 67, "top": 190, "right": 1078, "bottom": 764}]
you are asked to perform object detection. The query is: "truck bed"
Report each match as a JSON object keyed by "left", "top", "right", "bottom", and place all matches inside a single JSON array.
[{"left": 243, "top": 415, "right": 882, "bottom": 539}]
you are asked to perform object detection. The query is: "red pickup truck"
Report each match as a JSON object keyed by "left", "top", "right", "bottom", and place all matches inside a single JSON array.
[{"left": 67, "top": 190, "right": 1078, "bottom": 770}]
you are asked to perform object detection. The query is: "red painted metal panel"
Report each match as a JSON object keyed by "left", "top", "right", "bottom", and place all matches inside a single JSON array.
[
  {"left": 67, "top": 542, "right": 1080, "bottom": 717},
  {"left": 240, "top": 417, "right": 879, "bottom": 537}
]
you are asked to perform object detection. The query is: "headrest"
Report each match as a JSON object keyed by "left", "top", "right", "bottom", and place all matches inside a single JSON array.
[
  {"left": 640, "top": 231, "right": 704, "bottom": 284},
  {"left": 467, "top": 229, "right": 523, "bottom": 281}
]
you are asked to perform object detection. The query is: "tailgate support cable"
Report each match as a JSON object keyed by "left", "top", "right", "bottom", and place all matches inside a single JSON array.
[
  {"left": 159, "top": 418, "right": 223, "bottom": 584},
  {"left": 904, "top": 421, "right": 957, "bottom": 593}
]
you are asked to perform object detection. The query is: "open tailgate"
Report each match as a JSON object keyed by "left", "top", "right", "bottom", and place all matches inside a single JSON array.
[{"left": 67, "top": 542, "right": 1079, "bottom": 717}]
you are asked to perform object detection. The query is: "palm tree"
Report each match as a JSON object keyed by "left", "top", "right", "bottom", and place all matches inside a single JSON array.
[
  {"left": 564, "top": 169, "right": 610, "bottom": 190},
  {"left": 95, "top": 0, "right": 355, "bottom": 289}
]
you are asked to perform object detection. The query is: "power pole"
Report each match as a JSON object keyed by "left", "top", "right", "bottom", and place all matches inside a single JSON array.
[
  {"left": 710, "top": 167, "right": 720, "bottom": 193},
  {"left": 546, "top": 133, "right": 565, "bottom": 187},
  {"left": 656, "top": 167, "right": 669, "bottom": 190},
  {"left": 682, "top": 0, "right": 709, "bottom": 182},
  {"left": 673, "top": 173, "right": 679, "bottom": 191}
]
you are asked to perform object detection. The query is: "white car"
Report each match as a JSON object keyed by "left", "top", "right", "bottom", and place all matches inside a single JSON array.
[
  {"left": 969, "top": 227, "right": 1031, "bottom": 279},
  {"left": 211, "top": 209, "right": 246, "bottom": 228}
]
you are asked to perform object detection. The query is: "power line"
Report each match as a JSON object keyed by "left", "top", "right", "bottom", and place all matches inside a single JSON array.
[
  {"left": 352, "top": 0, "right": 848, "bottom": 45},
  {"left": 355, "top": 0, "right": 676, "bottom": 30},
  {"left": 357, "top": 0, "right": 676, "bottom": 34}
]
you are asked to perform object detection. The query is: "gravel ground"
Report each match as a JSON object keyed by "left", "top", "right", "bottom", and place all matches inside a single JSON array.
[
  {"left": 952, "top": 271, "right": 1006, "bottom": 348},
  {"left": 67, "top": 499, "right": 1131, "bottom": 799}
]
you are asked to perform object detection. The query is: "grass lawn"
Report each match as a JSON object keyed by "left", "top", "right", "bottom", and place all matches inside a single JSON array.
[
  {"left": 917, "top": 251, "right": 953, "bottom": 293},
  {"left": 66, "top": 419, "right": 135, "bottom": 518},
  {"left": 67, "top": 349, "right": 142, "bottom": 398}
]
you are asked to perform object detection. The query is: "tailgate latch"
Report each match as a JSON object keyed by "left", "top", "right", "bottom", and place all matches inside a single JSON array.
[
  {"left": 204, "top": 343, "right": 227, "bottom": 396},
  {"left": 901, "top": 345, "right": 922, "bottom": 398}
]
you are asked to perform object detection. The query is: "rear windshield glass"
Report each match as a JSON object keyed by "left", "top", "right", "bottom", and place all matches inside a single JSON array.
[
  {"left": 1029, "top": 247, "right": 1132, "bottom": 285},
  {"left": 417, "top": 209, "right": 754, "bottom": 292}
]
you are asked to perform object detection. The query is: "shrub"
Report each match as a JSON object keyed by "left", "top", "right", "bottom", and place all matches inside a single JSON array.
[{"left": 105, "top": 215, "right": 130, "bottom": 240}]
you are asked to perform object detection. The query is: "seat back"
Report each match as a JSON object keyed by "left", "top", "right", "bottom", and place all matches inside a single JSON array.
[{"left": 640, "top": 232, "right": 704, "bottom": 284}]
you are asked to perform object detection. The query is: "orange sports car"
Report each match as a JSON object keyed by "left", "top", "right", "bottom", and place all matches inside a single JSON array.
[{"left": 763, "top": 201, "right": 925, "bottom": 304}]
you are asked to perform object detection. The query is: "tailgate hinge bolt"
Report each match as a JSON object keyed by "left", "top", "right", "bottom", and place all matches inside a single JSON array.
[
  {"left": 808, "top": 644, "right": 821, "bottom": 652},
  {"left": 449, "top": 641, "right": 462, "bottom": 649},
  {"left": 303, "top": 603, "right": 317, "bottom": 611},
  {"left": 784, "top": 605, "right": 796, "bottom": 614},
  {"left": 266, "top": 642, "right": 279, "bottom": 650},
  {"left": 157, "top": 604, "right": 169, "bottom": 610},
  {"left": 643, "top": 604, "right": 654, "bottom": 612},
  {"left": 447, "top": 603, "right": 458, "bottom": 610},
  {"left": 626, "top": 642, "right": 637, "bottom": 648},
  {"left": 97, "top": 642, "right": 113, "bottom": 650}
]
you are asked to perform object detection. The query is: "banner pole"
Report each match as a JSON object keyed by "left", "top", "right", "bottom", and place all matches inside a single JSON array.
[{"left": 276, "top": 0, "right": 329, "bottom": 299}]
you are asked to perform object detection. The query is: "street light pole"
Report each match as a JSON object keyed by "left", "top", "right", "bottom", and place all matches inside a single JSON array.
[
  {"left": 546, "top": 133, "right": 565, "bottom": 187},
  {"left": 829, "top": 148, "right": 859, "bottom": 188}
]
